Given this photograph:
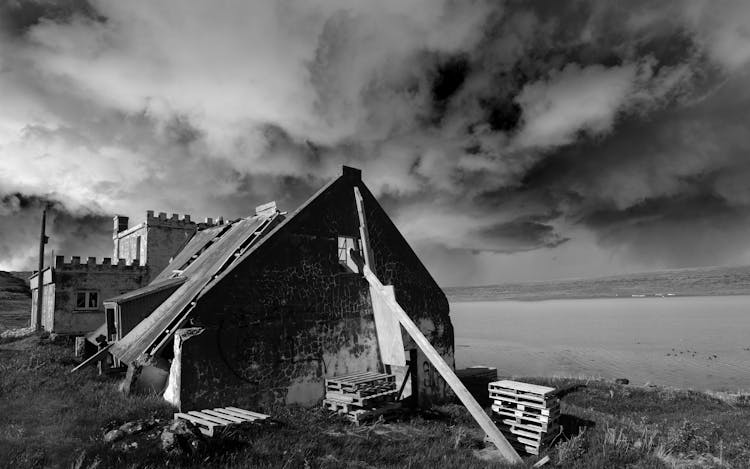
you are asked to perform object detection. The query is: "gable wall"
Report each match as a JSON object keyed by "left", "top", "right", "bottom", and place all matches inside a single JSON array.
[{"left": 177, "top": 173, "right": 453, "bottom": 409}]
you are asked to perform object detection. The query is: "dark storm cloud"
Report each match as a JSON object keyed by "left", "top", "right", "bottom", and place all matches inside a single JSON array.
[
  {"left": 0, "top": 0, "right": 102, "bottom": 37},
  {"left": 0, "top": 193, "right": 110, "bottom": 267},
  {"left": 2, "top": 0, "right": 750, "bottom": 283},
  {"left": 474, "top": 217, "right": 569, "bottom": 254}
]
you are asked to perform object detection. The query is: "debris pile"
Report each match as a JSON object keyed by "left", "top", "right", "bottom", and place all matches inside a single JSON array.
[
  {"left": 101, "top": 417, "right": 205, "bottom": 456},
  {"left": 323, "top": 371, "right": 401, "bottom": 425},
  {"left": 488, "top": 380, "right": 561, "bottom": 455}
]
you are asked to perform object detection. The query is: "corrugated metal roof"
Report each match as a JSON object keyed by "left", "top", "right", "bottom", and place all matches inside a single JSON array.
[
  {"left": 108, "top": 168, "right": 356, "bottom": 365},
  {"left": 152, "top": 225, "right": 225, "bottom": 282},
  {"left": 104, "top": 276, "right": 187, "bottom": 304},
  {"left": 109, "top": 215, "right": 277, "bottom": 364}
]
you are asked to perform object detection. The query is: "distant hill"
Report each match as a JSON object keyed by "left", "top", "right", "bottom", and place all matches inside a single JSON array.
[
  {"left": 445, "top": 264, "right": 750, "bottom": 302},
  {"left": 0, "top": 271, "right": 31, "bottom": 331}
]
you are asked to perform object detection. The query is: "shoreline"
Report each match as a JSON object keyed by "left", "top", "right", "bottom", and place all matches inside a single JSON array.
[{"left": 446, "top": 291, "right": 750, "bottom": 303}]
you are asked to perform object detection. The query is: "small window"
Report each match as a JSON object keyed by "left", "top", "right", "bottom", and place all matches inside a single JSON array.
[
  {"left": 75, "top": 291, "right": 99, "bottom": 311},
  {"left": 338, "top": 236, "right": 361, "bottom": 272}
]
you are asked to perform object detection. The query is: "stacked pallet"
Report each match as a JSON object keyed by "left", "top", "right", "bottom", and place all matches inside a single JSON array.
[
  {"left": 488, "top": 380, "right": 560, "bottom": 455},
  {"left": 323, "top": 371, "right": 400, "bottom": 425}
]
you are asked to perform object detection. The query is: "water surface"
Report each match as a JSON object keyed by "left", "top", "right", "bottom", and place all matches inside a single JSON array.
[{"left": 451, "top": 296, "right": 750, "bottom": 391}]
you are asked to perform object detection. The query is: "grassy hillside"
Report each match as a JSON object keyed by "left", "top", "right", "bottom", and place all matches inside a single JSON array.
[
  {"left": 446, "top": 264, "right": 750, "bottom": 302},
  {"left": 1, "top": 335, "right": 748, "bottom": 468},
  {"left": 0, "top": 271, "right": 31, "bottom": 331}
]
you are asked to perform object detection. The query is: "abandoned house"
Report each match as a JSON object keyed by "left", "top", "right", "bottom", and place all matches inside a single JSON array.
[
  {"left": 95, "top": 166, "right": 454, "bottom": 410},
  {"left": 29, "top": 211, "right": 223, "bottom": 335}
]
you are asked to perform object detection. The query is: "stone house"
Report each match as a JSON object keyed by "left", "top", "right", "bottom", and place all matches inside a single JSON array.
[
  {"left": 30, "top": 257, "right": 148, "bottom": 335},
  {"left": 106, "top": 166, "right": 454, "bottom": 410},
  {"left": 29, "top": 211, "right": 223, "bottom": 336}
]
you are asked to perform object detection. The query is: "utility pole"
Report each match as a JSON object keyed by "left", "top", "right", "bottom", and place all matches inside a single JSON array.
[{"left": 35, "top": 209, "right": 48, "bottom": 331}]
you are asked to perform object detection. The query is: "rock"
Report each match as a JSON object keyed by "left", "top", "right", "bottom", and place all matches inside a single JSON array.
[
  {"left": 119, "top": 421, "right": 145, "bottom": 435},
  {"left": 114, "top": 441, "right": 139, "bottom": 452},
  {"left": 160, "top": 419, "right": 204, "bottom": 455},
  {"left": 104, "top": 429, "right": 125, "bottom": 443},
  {"left": 615, "top": 378, "right": 630, "bottom": 385}
]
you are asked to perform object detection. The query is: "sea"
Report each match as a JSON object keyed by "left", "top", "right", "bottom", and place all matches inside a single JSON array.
[{"left": 446, "top": 265, "right": 750, "bottom": 391}]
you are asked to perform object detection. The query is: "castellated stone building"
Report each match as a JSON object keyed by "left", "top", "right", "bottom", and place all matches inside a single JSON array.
[{"left": 29, "top": 212, "right": 224, "bottom": 336}]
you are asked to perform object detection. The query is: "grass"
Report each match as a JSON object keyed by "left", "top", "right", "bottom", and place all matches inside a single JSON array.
[
  {"left": 2, "top": 337, "right": 750, "bottom": 468},
  {"left": 0, "top": 271, "right": 31, "bottom": 332}
]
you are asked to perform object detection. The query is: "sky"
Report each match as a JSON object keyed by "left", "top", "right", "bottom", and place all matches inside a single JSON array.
[{"left": 1, "top": 0, "right": 750, "bottom": 286}]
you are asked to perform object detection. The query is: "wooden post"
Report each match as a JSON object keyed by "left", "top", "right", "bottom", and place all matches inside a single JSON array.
[
  {"left": 351, "top": 250, "right": 522, "bottom": 464},
  {"left": 35, "top": 209, "right": 47, "bottom": 331}
]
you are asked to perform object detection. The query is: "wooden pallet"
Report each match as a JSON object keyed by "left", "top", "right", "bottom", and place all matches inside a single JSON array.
[
  {"left": 490, "top": 394, "right": 559, "bottom": 411},
  {"left": 497, "top": 417, "right": 559, "bottom": 433},
  {"left": 325, "top": 374, "right": 396, "bottom": 397},
  {"left": 174, "top": 406, "right": 269, "bottom": 436},
  {"left": 489, "top": 380, "right": 556, "bottom": 397},
  {"left": 323, "top": 399, "right": 402, "bottom": 425},
  {"left": 325, "top": 388, "right": 397, "bottom": 406},
  {"left": 346, "top": 402, "right": 402, "bottom": 425},
  {"left": 491, "top": 403, "right": 560, "bottom": 420},
  {"left": 499, "top": 424, "right": 557, "bottom": 442},
  {"left": 324, "top": 399, "right": 357, "bottom": 414}
]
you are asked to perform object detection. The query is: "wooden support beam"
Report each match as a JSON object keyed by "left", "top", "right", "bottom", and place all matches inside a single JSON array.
[
  {"left": 351, "top": 250, "right": 522, "bottom": 464},
  {"left": 70, "top": 344, "right": 112, "bottom": 373},
  {"left": 354, "top": 187, "right": 405, "bottom": 367},
  {"left": 353, "top": 187, "right": 373, "bottom": 272}
]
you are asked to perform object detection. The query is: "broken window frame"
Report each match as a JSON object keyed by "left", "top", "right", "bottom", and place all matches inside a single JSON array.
[
  {"left": 75, "top": 290, "right": 100, "bottom": 311},
  {"left": 337, "top": 235, "right": 362, "bottom": 272}
]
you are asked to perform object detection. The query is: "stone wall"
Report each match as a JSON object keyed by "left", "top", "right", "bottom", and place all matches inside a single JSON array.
[
  {"left": 50, "top": 256, "right": 148, "bottom": 334},
  {"left": 176, "top": 170, "right": 454, "bottom": 410}
]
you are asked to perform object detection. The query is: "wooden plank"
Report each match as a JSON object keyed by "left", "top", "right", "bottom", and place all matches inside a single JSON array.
[
  {"left": 490, "top": 380, "right": 556, "bottom": 396},
  {"left": 500, "top": 425, "right": 556, "bottom": 441},
  {"left": 354, "top": 186, "right": 406, "bottom": 368},
  {"left": 211, "top": 408, "right": 258, "bottom": 421},
  {"left": 325, "top": 371, "right": 372, "bottom": 383},
  {"left": 325, "top": 388, "right": 397, "bottom": 405},
  {"left": 202, "top": 409, "right": 247, "bottom": 423},
  {"left": 489, "top": 388, "right": 553, "bottom": 403},
  {"left": 344, "top": 373, "right": 389, "bottom": 384},
  {"left": 499, "top": 419, "right": 559, "bottom": 433},
  {"left": 70, "top": 344, "right": 112, "bottom": 373},
  {"left": 327, "top": 371, "right": 377, "bottom": 383},
  {"left": 492, "top": 402, "right": 559, "bottom": 416},
  {"left": 490, "top": 395, "right": 556, "bottom": 410},
  {"left": 188, "top": 411, "right": 234, "bottom": 425},
  {"left": 225, "top": 407, "right": 269, "bottom": 420},
  {"left": 492, "top": 407, "right": 558, "bottom": 423},
  {"left": 356, "top": 259, "right": 522, "bottom": 464}
]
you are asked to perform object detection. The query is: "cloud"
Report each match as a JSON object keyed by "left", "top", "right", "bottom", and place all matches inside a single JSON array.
[
  {"left": 2, "top": 0, "right": 750, "bottom": 285},
  {"left": 0, "top": 193, "right": 111, "bottom": 269},
  {"left": 513, "top": 63, "right": 639, "bottom": 149}
]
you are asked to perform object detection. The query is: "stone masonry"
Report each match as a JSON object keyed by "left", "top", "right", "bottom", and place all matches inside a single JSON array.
[{"left": 173, "top": 168, "right": 454, "bottom": 410}]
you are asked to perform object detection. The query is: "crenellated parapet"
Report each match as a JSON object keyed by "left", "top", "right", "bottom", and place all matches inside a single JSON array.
[
  {"left": 145, "top": 210, "right": 226, "bottom": 229},
  {"left": 54, "top": 255, "right": 148, "bottom": 271}
]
